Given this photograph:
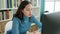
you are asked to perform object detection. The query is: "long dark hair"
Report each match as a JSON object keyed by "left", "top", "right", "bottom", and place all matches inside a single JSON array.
[{"left": 14, "top": 1, "right": 31, "bottom": 22}]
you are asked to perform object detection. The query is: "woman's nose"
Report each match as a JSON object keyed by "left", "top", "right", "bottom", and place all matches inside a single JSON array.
[{"left": 30, "top": 11, "right": 32, "bottom": 14}]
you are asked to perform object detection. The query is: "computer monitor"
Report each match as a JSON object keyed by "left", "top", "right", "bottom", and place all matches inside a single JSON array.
[{"left": 42, "top": 12, "right": 60, "bottom": 34}]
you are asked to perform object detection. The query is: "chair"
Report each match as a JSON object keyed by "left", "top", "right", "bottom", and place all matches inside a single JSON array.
[{"left": 4, "top": 21, "right": 13, "bottom": 34}]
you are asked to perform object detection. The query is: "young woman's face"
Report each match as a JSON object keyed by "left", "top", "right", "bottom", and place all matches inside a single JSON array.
[{"left": 22, "top": 4, "right": 32, "bottom": 17}]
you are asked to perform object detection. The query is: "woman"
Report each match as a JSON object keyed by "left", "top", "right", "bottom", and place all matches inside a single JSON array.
[{"left": 12, "top": 1, "right": 42, "bottom": 34}]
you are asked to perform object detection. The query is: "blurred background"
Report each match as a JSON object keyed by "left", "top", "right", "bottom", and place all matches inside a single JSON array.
[{"left": 0, "top": 0, "right": 60, "bottom": 34}]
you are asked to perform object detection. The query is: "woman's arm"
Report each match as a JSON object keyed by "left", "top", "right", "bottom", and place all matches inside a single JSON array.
[
  {"left": 12, "top": 17, "right": 19, "bottom": 34},
  {"left": 31, "top": 15, "right": 42, "bottom": 32}
]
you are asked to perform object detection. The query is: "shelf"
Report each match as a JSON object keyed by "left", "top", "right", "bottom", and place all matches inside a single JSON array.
[
  {"left": 0, "top": 6, "right": 40, "bottom": 10},
  {"left": 0, "top": 18, "right": 12, "bottom": 22},
  {"left": 0, "top": 8, "right": 11, "bottom": 10},
  {"left": 0, "top": 16, "right": 39, "bottom": 22},
  {"left": 0, "top": 8, "right": 18, "bottom": 10}
]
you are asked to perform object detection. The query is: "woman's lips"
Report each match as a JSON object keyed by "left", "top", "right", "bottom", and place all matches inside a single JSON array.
[{"left": 29, "top": 14, "right": 32, "bottom": 16}]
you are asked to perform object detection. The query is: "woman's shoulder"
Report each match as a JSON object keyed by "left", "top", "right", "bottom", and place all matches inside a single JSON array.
[
  {"left": 12, "top": 17, "right": 22, "bottom": 23},
  {"left": 12, "top": 17, "right": 20, "bottom": 21},
  {"left": 31, "top": 15, "right": 35, "bottom": 18},
  {"left": 12, "top": 17, "right": 17, "bottom": 20}
]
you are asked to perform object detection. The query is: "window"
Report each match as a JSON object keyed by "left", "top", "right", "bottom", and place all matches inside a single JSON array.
[{"left": 45, "top": 0, "right": 60, "bottom": 13}]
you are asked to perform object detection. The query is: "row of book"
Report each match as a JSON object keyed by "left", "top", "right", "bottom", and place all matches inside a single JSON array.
[
  {"left": 0, "top": 0, "right": 40, "bottom": 9},
  {"left": 0, "top": 0, "right": 23, "bottom": 9},
  {"left": 0, "top": 10, "right": 12, "bottom": 20}
]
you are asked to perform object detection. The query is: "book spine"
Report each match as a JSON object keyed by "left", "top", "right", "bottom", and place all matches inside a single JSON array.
[
  {"left": 16, "top": 0, "right": 18, "bottom": 8},
  {"left": 0, "top": 0, "right": 2, "bottom": 9},
  {"left": 18, "top": 0, "right": 20, "bottom": 7},
  {"left": 0, "top": 11, "right": 2, "bottom": 20},
  {"left": 10, "top": 10, "right": 13, "bottom": 18},
  {"left": 12, "top": 0, "right": 14, "bottom": 8},
  {"left": 10, "top": 0, "right": 12, "bottom": 8},
  {"left": 2, "top": 11, "right": 4, "bottom": 20},
  {"left": 4, "top": 11, "right": 6, "bottom": 20},
  {"left": 2, "top": 0, "right": 4, "bottom": 8},
  {"left": 4, "top": 0, "right": 7, "bottom": 8},
  {"left": 14, "top": 0, "right": 17, "bottom": 8},
  {"left": 5, "top": 10, "right": 11, "bottom": 19},
  {"left": 7, "top": 0, "right": 9, "bottom": 8}
]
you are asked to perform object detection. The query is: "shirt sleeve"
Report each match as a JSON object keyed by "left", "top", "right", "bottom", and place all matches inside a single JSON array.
[
  {"left": 31, "top": 15, "right": 42, "bottom": 32},
  {"left": 12, "top": 17, "right": 20, "bottom": 34}
]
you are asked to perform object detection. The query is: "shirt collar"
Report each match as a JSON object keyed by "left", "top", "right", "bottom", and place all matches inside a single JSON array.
[{"left": 23, "top": 15, "right": 29, "bottom": 21}]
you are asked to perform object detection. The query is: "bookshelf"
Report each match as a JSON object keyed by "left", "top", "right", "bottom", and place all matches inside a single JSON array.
[
  {"left": 0, "top": 0, "right": 40, "bottom": 34},
  {"left": 0, "top": 6, "right": 40, "bottom": 10}
]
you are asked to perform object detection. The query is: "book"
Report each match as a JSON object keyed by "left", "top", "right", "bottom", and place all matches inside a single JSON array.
[
  {"left": 14, "top": 0, "right": 17, "bottom": 8},
  {"left": 0, "top": 10, "right": 12, "bottom": 20},
  {"left": 12, "top": 0, "right": 14, "bottom": 8},
  {"left": 2, "top": 11, "right": 4, "bottom": 20},
  {"left": 4, "top": 0, "right": 7, "bottom": 8},
  {"left": 9, "top": 0, "right": 12, "bottom": 8},
  {"left": 5, "top": 10, "right": 11, "bottom": 19},
  {"left": 4, "top": 11, "right": 6, "bottom": 20},
  {"left": 0, "top": 11, "right": 2, "bottom": 20},
  {"left": 13, "top": 0, "right": 21, "bottom": 8},
  {"left": 7, "top": 0, "right": 12, "bottom": 8},
  {"left": 17, "top": 0, "right": 19, "bottom": 7},
  {"left": 1, "top": 0, "right": 4, "bottom": 8},
  {"left": 10, "top": 10, "right": 13, "bottom": 18},
  {"left": 7, "top": 0, "right": 9, "bottom": 8},
  {"left": 18, "top": 0, "right": 20, "bottom": 7},
  {"left": 0, "top": 0, "right": 2, "bottom": 9},
  {"left": 31, "top": 0, "right": 37, "bottom": 6}
]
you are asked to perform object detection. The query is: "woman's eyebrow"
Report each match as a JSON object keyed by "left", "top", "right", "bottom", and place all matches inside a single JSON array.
[{"left": 26, "top": 8, "right": 30, "bottom": 9}]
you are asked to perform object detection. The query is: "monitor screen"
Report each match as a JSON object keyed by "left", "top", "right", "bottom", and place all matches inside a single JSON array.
[{"left": 42, "top": 12, "right": 60, "bottom": 34}]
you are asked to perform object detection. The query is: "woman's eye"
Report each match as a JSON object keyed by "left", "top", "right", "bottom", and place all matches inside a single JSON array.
[
  {"left": 26, "top": 9, "right": 30, "bottom": 11},
  {"left": 26, "top": 8, "right": 32, "bottom": 11}
]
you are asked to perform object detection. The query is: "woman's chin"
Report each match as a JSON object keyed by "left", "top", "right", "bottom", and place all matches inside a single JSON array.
[{"left": 28, "top": 15, "right": 32, "bottom": 17}]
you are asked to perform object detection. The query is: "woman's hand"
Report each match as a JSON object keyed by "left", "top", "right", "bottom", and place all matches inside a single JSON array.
[{"left": 26, "top": 31, "right": 34, "bottom": 34}]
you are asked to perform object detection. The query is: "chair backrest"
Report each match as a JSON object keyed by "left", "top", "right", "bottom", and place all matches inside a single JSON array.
[{"left": 4, "top": 21, "right": 13, "bottom": 34}]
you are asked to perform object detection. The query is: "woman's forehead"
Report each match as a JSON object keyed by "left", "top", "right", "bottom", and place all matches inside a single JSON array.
[{"left": 25, "top": 4, "right": 32, "bottom": 8}]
